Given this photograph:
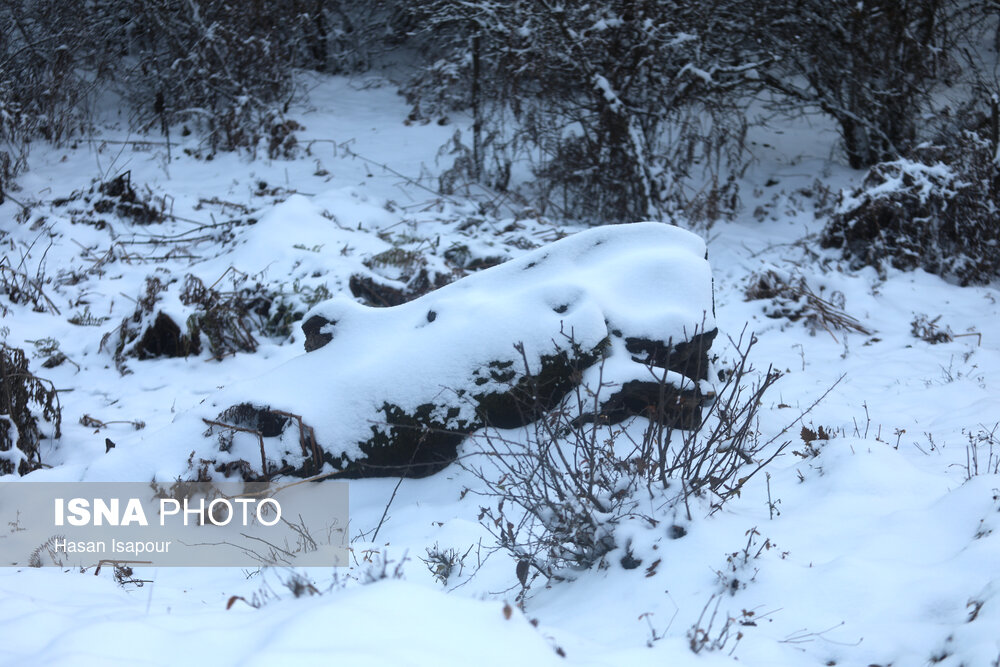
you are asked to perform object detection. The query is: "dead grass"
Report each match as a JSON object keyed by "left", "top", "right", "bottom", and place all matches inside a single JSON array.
[{"left": 1, "top": 343, "right": 61, "bottom": 475}]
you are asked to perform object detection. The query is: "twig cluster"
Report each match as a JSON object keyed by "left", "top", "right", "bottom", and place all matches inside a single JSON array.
[
  {"left": 745, "top": 269, "right": 871, "bottom": 341},
  {"left": 463, "top": 330, "right": 790, "bottom": 585}
]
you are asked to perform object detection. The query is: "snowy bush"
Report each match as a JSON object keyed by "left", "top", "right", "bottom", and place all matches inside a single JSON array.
[
  {"left": 0, "top": 1, "right": 383, "bottom": 165},
  {"left": 820, "top": 134, "right": 1000, "bottom": 285},
  {"left": 752, "top": 0, "right": 949, "bottom": 169},
  {"left": 102, "top": 269, "right": 315, "bottom": 374},
  {"left": 399, "top": 1, "right": 752, "bottom": 223},
  {"left": 466, "top": 331, "right": 783, "bottom": 583},
  {"left": 0, "top": 0, "right": 104, "bottom": 181},
  {"left": 119, "top": 1, "right": 312, "bottom": 155}
]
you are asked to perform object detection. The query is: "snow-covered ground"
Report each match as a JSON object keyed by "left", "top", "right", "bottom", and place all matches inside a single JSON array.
[{"left": 2, "top": 75, "right": 999, "bottom": 666}]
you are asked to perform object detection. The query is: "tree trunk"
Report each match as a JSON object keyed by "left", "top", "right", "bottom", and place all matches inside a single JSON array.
[{"left": 471, "top": 29, "right": 482, "bottom": 181}]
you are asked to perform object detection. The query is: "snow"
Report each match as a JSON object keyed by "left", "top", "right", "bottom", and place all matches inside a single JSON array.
[
  {"left": 0, "top": 576, "right": 567, "bottom": 667},
  {"left": 1, "top": 74, "right": 1000, "bottom": 666},
  {"left": 837, "top": 157, "right": 959, "bottom": 212}
]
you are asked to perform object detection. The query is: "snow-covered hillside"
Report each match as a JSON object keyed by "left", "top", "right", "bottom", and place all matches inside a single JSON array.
[{"left": 1, "top": 75, "right": 999, "bottom": 666}]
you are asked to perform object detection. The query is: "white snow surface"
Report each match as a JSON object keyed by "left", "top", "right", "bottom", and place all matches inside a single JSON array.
[{"left": 1, "top": 75, "right": 999, "bottom": 666}]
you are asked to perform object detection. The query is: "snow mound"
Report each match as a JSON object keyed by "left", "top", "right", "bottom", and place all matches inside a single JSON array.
[{"left": 96, "top": 222, "right": 717, "bottom": 482}]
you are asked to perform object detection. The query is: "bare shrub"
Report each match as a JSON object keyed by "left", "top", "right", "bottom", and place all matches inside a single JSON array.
[
  {"left": 820, "top": 132, "right": 1000, "bottom": 285},
  {"left": 0, "top": 245, "right": 61, "bottom": 315},
  {"left": 464, "top": 331, "right": 791, "bottom": 583},
  {"left": 0, "top": 1, "right": 387, "bottom": 171},
  {"left": 121, "top": 1, "right": 301, "bottom": 155},
  {"left": 400, "top": 1, "right": 753, "bottom": 224},
  {"left": 687, "top": 594, "right": 740, "bottom": 655},
  {"left": 0, "top": 0, "right": 104, "bottom": 178},
  {"left": 104, "top": 268, "right": 309, "bottom": 372},
  {"left": 1, "top": 343, "right": 61, "bottom": 476},
  {"left": 963, "top": 423, "right": 1000, "bottom": 479},
  {"left": 754, "top": 0, "right": 949, "bottom": 170}
]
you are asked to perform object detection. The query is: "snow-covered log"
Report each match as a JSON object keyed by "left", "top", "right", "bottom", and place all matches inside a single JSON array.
[{"left": 203, "top": 222, "right": 716, "bottom": 479}]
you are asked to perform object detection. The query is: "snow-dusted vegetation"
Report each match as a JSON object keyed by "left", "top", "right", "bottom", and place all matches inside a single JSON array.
[{"left": 2, "top": 2, "right": 1000, "bottom": 665}]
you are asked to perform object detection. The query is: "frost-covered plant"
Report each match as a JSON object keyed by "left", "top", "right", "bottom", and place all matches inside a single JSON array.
[
  {"left": 820, "top": 132, "right": 1000, "bottom": 285},
  {"left": 400, "top": 1, "right": 752, "bottom": 224},
  {"left": 752, "top": 0, "right": 949, "bottom": 169},
  {"left": 421, "top": 543, "right": 471, "bottom": 586},
  {"left": 0, "top": 248, "right": 60, "bottom": 315},
  {"left": 465, "top": 331, "right": 785, "bottom": 583},
  {"left": 0, "top": 0, "right": 384, "bottom": 167},
  {"left": 103, "top": 269, "right": 315, "bottom": 373},
  {"left": 0, "top": 0, "right": 102, "bottom": 179},
  {"left": 0, "top": 343, "right": 61, "bottom": 476}
]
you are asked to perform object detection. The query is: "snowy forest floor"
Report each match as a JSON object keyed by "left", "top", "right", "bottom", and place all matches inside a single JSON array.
[{"left": 1, "top": 74, "right": 1000, "bottom": 666}]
